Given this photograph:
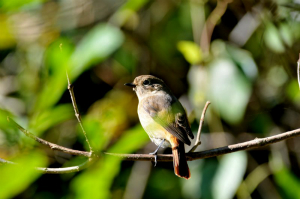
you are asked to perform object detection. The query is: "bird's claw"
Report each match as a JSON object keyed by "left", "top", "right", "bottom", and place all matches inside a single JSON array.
[{"left": 149, "top": 152, "right": 158, "bottom": 167}]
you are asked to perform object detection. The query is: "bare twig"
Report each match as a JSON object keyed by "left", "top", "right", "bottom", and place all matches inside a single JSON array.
[
  {"left": 189, "top": 101, "right": 211, "bottom": 153},
  {"left": 66, "top": 72, "right": 93, "bottom": 153},
  {"left": 7, "top": 117, "right": 92, "bottom": 158},
  {"left": 0, "top": 158, "right": 15, "bottom": 165},
  {"left": 1, "top": 157, "right": 90, "bottom": 174},
  {"left": 36, "top": 160, "right": 90, "bottom": 174},
  {"left": 200, "top": 0, "right": 232, "bottom": 54}
]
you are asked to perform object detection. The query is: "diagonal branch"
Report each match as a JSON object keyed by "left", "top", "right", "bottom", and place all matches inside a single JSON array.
[
  {"left": 7, "top": 117, "right": 92, "bottom": 158},
  {"left": 200, "top": 0, "right": 232, "bottom": 54},
  {"left": 66, "top": 72, "right": 93, "bottom": 153}
]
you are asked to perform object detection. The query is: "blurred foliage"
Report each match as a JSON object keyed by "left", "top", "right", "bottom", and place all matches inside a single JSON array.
[
  {"left": 1, "top": 0, "right": 300, "bottom": 199},
  {"left": 0, "top": 151, "right": 47, "bottom": 199}
]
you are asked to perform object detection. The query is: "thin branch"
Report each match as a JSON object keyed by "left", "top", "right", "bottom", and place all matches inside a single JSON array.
[
  {"left": 1, "top": 157, "right": 90, "bottom": 174},
  {"left": 189, "top": 101, "right": 211, "bottom": 152},
  {"left": 66, "top": 72, "right": 93, "bottom": 153},
  {"left": 7, "top": 117, "right": 92, "bottom": 158},
  {"left": 0, "top": 158, "right": 15, "bottom": 165},
  {"left": 200, "top": 0, "right": 232, "bottom": 54},
  {"left": 36, "top": 160, "right": 90, "bottom": 174}
]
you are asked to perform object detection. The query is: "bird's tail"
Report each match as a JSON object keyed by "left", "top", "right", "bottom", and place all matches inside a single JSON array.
[{"left": 172, "top": 140, "right": 190, "bottom": 179}]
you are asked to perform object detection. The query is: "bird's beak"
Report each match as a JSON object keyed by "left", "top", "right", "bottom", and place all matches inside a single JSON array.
[{"left": 124, "top": 83, "right": 136, "bottom": 88}]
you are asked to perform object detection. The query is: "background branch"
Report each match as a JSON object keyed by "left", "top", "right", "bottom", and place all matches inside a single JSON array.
[{"left": 200, "top": 0, "right": 232, "bottom": 54}]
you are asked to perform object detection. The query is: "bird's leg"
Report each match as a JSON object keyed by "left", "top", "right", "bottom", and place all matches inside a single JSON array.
[{"left": 149, "top": 139, "right": 165, "bottom": 167}]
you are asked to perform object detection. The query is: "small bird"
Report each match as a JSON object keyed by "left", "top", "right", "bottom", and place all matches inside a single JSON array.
[{"left": 125, "top": 75, "right": 194, "bottom": 179}]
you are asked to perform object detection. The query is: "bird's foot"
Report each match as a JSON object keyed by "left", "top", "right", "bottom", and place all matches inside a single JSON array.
[
  {"left": 149, "top": 139, "right": 165, "bottom": 167},
  {"left": 149, "top": 151, "right": 158, "bottom": 167}
]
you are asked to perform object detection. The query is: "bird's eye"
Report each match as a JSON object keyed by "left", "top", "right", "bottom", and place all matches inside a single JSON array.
[{"left": 143, "top": 80, "right": 150, "bottom": 86}]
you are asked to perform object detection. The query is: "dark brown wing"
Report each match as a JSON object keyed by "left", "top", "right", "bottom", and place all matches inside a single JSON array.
[
  {"left": 143, "top": 95, "right": 192, "bottom": 145},
  {"left": 175, "top": 113, "right": 194, "bottom": 139}
]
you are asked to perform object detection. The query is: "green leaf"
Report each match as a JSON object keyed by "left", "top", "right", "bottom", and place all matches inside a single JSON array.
[
  {"left": 35, "top": 24, "right": 123, "bottom": 112},
  {"left": 0, "top": 152, "right": 47, "bottom": 199},
  {"left": 264, "top": 23, "right": 285, "bottom": 53},
  {"left": 71, "top": 125, "right": 149, "bottom": 199},
  {"left": 71, "top": 24, "right": 124, "bottom": 79},
  {"left": 209, "top": 58, "right": 252, "bottom": 124},
  {"left": 274, "top": 167, "right": 300, "bottom": 199},
  {"left": 226, "top": 45, "right": 258, "bottom": 81},
  {"left": 279, "top": 23, "right": 293, "bottom": 47},
  {"left": 286, "top": 80, "right": 300, "bottom": 103},
  {"left": 34, "top": 38, "right": 74, "bottom": 111},
  {"left": 0, "top": 0, "right": 45, "bottom": 11},
  {"left": 212, "top": 151, "right": 247, "bottom": 199},
  {"left": 110, "top": 0, "right": 149, "bottom": 26},
  {"left": 177, "top": 41, "right": 202, "bottom": 64},
  {"left": 109, "top": 125, "right": 149, "bottom": 153},
  {"left": 30, "top": 104, "right": 74, "bottom": 135},
  {"left": 79, "top": 90, "right": 137, "bottom": 151}
]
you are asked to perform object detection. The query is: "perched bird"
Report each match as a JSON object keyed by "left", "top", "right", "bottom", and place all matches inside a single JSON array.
[{"left": 125, "top": 75, "right": 194, "bottom": 179}]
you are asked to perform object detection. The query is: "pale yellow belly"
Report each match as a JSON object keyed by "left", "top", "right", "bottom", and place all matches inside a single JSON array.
[{"left": 138, "top": 104, "right": 172, "bottom": 148}]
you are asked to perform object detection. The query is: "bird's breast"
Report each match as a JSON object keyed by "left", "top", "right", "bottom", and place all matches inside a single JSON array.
[{"left": 138, "top": 103, "right": 171, "bottom": 148}]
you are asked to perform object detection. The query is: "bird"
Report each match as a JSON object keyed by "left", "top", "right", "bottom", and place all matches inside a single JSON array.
[{"left": 125, "top": 75, "right": 194, "bottom": 179}]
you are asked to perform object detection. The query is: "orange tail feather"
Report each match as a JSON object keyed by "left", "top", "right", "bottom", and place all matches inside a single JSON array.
[{"left": 172, "top": 141, "right": 190, "bottom": 179}]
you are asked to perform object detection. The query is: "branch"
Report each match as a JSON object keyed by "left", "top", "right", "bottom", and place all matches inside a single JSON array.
[
  {"left": 3, "top": 117, "right": 300, "bottom": 171},
  {"left": 7, "top": 117, "right": 92, "bottom": 158},
  {"left": 106, "top": 127, "right": 300, "bottom": 162},
  {"left": 0, "top": 157, "right": 91, "bottom": 174},
  {"left": 35, "top": 160, "right": 90, "bottom": 174},
  {"left": 200, "top": 0, "right": 232, "bottom": 54},
  {"left": 66, "top": 72, "right": 93, "bottom": 153},
  {"left": 189, "top": 101, "right": 211, "bottom": 152}
]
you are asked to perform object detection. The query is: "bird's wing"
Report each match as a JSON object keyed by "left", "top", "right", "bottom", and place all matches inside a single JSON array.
[
  {"left": 173, "top": 101, "right": 194, "bottom": 140},
  {"left": 143, "top": 95, "right": 192, "bottom": 145}
]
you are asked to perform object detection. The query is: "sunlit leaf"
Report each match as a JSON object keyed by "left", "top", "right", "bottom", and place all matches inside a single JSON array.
[
  {"left": 274, "top": 167, "right": 300, "bottom": 199},
  {"left": 187, "top": 66, "right": 209, "bottom": 118},
  {"left": 212, "top": 151, "right": 247, "bottom": 199},
  {"left": 286, "top": 80, "right": 300, "bottom": 103},
  {"left": 0, "top": 109, "right": 14, "bottom": 131},
  {"left": 177, "top": 41, "right": 202, "bottom": 64},
  {"left": 0, "top": 15, "right": 15, "bottom": 49},
  {"left": 34, "top": 38, "right": 74, "bottom": 111},
  {"left": 0, "top": 152, "right": 47, "bottom": 199},
  {"left": 0, "top": 0, "right": 45, "bottom": 11},
  {"left": 80, "top": 90, "right": 137, "bottom": 151},
  {"left": 110, "top": 0, "right": 149, "bottom": 26},
  {"left": 30, "top": 104, "right": 74, "bottom": 135},
  {"left": 279, "top": 23, "right": 293, "bottom": 47},
  {"left": 71, "top": 23, "right": 124, "bottom": 79},
  {"left": 264, "top": 23, "right": 285, "bottom": 53},
  {"left": 226, "top": 45, "right": 258, "bottom": 81},
  {"left": 209, "top": 58, "right": 251, "bottom": 124}
]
